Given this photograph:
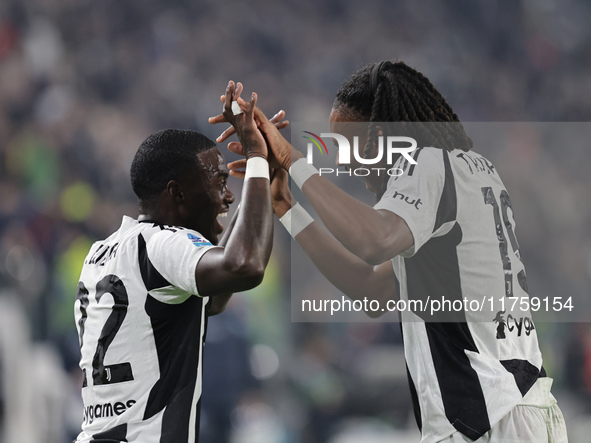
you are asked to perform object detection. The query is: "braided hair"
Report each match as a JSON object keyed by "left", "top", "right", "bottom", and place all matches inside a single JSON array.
[{"left": 334, "top": 61, "right": 473, "bottom": 153}]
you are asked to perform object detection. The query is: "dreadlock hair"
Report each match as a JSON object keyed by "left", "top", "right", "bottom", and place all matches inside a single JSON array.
[
  {"left": 130, "top": 128, "right": 217, "bottom": 211},
  {"left": 334, "top": 61, "right": 473, "bottom": 153}
]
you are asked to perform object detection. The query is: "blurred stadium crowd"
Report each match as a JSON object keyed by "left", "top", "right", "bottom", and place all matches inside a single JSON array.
[{"left": 0, "top": 0, "right": 590, "bottom": 442}]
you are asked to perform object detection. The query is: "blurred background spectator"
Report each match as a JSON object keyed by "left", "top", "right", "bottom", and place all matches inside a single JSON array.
[{"left": 0, "top": 0, "right": 590, "bottom": 441}]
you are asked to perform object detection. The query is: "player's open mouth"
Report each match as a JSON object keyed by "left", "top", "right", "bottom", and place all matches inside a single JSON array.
[{"left": 216, "top": 211, "right": 228, "bottom": 235}]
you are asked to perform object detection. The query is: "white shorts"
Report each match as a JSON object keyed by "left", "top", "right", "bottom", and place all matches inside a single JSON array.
[{"left": 442, "top": 378, "right": 568, "bottom": 443}]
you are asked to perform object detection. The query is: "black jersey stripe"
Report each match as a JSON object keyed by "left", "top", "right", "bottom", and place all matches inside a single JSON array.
[
  {"left": 500, "top": 359, "right": 542, "bottom": 397},
  {"left": 405, "top": 223, "right": 467, "bottom": 324},
  {"left": 90, "top": 423, "right": 128, "bottom": 442},
  {"left": 406, "top": 147, "right": 424, "bottom": 177},
  {"left": 433, "top": 149, "right": 457, "bottom": 233},
  {"left": 425, "top": 323, "right": 490, "bottom": 440},
  {"left": 138, "top": 234, "right": 172, "bottom": 291},
  {"left": 143, "top": 294, "right": 205, "bottom": 442},
  {"left": 405, "top": 222, "right": 491, "bottom": 439},
  {"left": 406, "top": 363, "right": 422, "bottom": 431}
]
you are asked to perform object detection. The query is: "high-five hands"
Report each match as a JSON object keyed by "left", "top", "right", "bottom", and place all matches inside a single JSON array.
[
  {"left": 209, "top": 82, "right": 298, "bottom": 170},
  {"left": 209, "top": 82, "right": 296, "bottom": 217},
  {"left": 208, "top": 83, "right": 289, "bottom": 144},
  {"left": 220, "top": 81, "right": 268, "bottom": 160}
]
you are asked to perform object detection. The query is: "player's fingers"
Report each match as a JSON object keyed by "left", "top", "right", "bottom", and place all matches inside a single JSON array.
[
  {"left": 229, "top": 170, "right": 246, "bottom": 179},
  {"left": 208, "top": 113, "right": 227, "bottom": 125},
  {"left": 227, "top": 159, "right": 247, "bottom": 170},
  {"left": 252, "top": 106, "right": 271, "bottom": 124},
  {"left": 235, "top": 82, "right": 243, "bottom": 100},
  {"left": 223, "top": 81, "right": 235, "bottom": 115},
  {"left": 221, "top": 95, "right": 248, "bottom": 106},
  {"left": 269, "top": 110, "right": 285, "bottom": 124},
  {"left": 227, "top": 142, "right": 245, "bottom": 156},
  {"left": 245, "top": 92, "right": 257, "bottom": 118},
  {"left": 276, "top": 120, "right": 290, "bottom": 130},
  {"left": 216, "top": 126, "right": 237, "bottom": 143}
]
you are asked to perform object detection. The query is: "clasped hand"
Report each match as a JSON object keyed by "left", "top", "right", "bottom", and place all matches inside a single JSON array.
[{"left": 208, "top": 82, "right": 296, "bottom": 217}]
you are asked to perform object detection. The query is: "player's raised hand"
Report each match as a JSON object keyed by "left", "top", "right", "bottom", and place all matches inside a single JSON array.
[
  {"left": 249, "top": 107, "right": 296, "bottom": 171},
  {"left": 222, "top": 81, "right": 267, "bottom": 160},
  {"left": 217, "top": 109, "right": 289, "bottom": 144},
  {"left": 209, "top": 96, "right": 289, "bottom": 143}
]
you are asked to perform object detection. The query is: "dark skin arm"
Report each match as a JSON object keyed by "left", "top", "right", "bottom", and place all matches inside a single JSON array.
[
  {"left": 205, "top": 89, "right": 289, "bottom": 316},
  {"left": 206, "top": 205, "right": 239, "bottom": 316},
  {"left": 195, "top": 82, "right": 273, "bottom": 299}
]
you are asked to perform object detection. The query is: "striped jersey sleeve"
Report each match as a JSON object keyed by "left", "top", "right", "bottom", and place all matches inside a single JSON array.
[
  {"left": 374, "top": 148, "right": 451, "bottom": 256},
  {"left": 142, "top": 226, "right": 218, "bottom": 300}
]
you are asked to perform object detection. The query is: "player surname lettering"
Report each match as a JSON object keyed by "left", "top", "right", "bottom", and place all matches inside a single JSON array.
[
  {"left": 456, "top": 152, "right": 495, "bottom": 175},
  {"left": 85, "top": 242, "right": 120, "bottom": 266}
]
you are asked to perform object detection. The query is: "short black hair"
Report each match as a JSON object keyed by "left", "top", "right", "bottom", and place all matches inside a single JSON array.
[
  {"left": 130, "top": 129, "right": 216, "bottom": 209},
  {"left": 334, "top": 60, "right": 473, "bottom": 152}
]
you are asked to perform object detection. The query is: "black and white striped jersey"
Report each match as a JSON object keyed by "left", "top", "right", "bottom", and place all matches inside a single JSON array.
[
  {"left": 74, "top": 216, "right": 217, "bottom": 443},
  {"left": 374, "top": 147, "right": 544, "bottom": 442}
]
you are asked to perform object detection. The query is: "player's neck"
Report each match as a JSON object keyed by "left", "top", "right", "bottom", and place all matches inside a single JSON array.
[
  {"left": 138, "top": 203, "right": 180, "bottom": 227},
  {"left": 137, "top": 192, "right": 181, "bottom": 226}
]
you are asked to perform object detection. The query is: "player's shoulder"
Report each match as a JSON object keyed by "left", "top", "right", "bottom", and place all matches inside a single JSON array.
[
  {"left": 393, "top": 146, "right": 447, "bottom": 178},
  {"left": 417, "top": 146, "right": 448, "bottom": 166},
  {"left": 143, "top": 223, "right": 214, "bottom": 251},
  {"left": 82, "top": 216, "right": 141, "bottom": 264}
]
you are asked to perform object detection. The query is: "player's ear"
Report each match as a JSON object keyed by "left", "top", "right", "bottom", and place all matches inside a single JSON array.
[{"left": 166, "top": 180, "right": 183, "bottom": 202}]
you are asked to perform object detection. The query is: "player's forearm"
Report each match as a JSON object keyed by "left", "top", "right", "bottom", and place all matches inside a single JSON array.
[
  {"left": 300, "top": 175, "right": 406, "bottom": 264},
  {"left": 220, "top": 178, "right": 273, "bottom": 287},
  {"left": 267, "top": 140, "right": 408, "bottom": 263},
  {"left": 294, "top": 221, "right": 396, "bottom": 306},
  {"left": 206, "top": 211, "right": 239, "bottom": 314}
]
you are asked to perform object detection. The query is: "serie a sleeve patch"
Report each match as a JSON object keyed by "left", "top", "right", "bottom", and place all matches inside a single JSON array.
[{"left": 187, "top": 233, "right": 212, "bottom": 247}]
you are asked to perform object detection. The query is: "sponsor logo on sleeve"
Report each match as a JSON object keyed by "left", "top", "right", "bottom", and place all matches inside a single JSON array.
[
  {"left": 187, "top": 233, "right": 212, "bottom": 247},
  {"left": 385, "top": 191, "right": 422, "bottom": 209}
]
